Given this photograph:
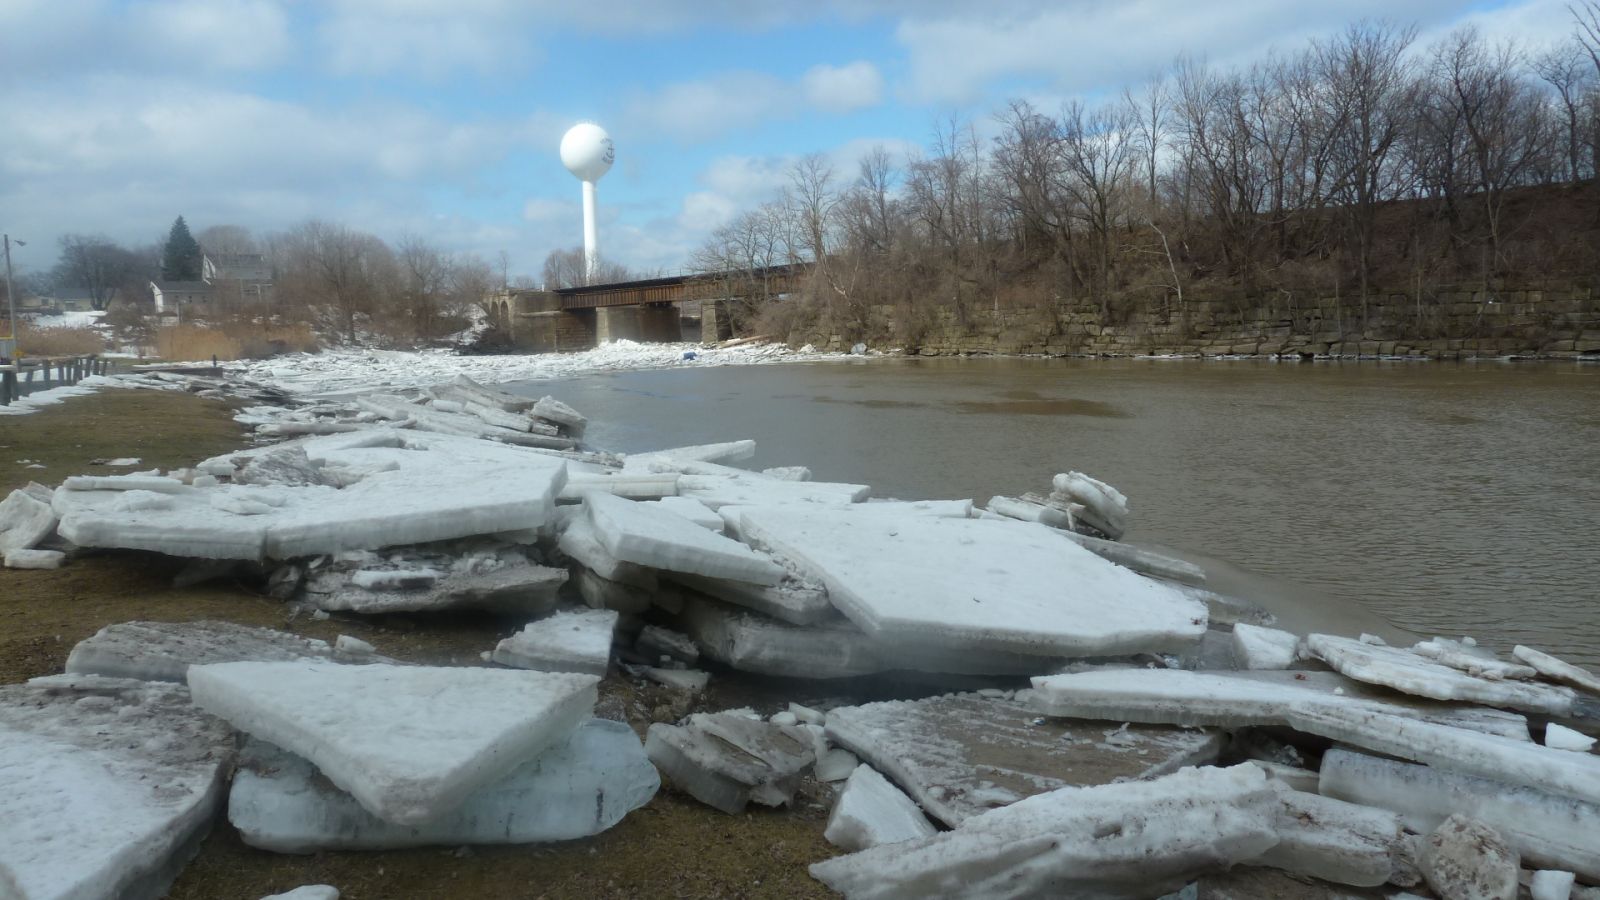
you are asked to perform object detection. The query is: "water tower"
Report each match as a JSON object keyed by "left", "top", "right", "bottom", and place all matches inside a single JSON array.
[{"left": 560, "top": 122, "right": 614, "bottom": 284}]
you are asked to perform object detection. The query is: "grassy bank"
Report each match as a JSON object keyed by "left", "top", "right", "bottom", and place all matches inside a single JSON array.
[{"left": 0, "top": 388, "right": 837, "bottom": 899}]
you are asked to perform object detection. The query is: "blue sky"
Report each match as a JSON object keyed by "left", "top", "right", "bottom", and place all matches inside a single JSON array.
[{"left": 0, "top": 0, "right": 1573, "bottom": 283}]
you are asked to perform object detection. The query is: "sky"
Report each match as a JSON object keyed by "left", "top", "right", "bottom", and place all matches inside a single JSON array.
[{"left": 0, "top": 0, "right": 1578, "bottom": 284}]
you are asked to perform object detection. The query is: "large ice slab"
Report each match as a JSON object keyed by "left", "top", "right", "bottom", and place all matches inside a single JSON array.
[
  {"left": 304, "top": 554, "right": 567, "bottom": 615},
  {"left": 64, "top": 620, "right": 360, "bottom": 683},
  {"left": 808, "top": 763, "right": 1280, "bottom": 900},
  {"left": 492, "top": 609, "right": 617, "bottom": 676},
  {"left": 1029, "top": 668, "right": 1533, "bottom": 740},
  {"left": 585, "top": 491, "right": 784, "bottom": 585},
  {"left": 557, "top": 515, "right": 659, "bottom": 589},
  {"left": 230, "top": 719, "right": 657, "bottom": 852},
  {"left": 645, "top": 712, "right": 816, "bottom": 814},
  {"left": 739, "top": 507, "right": 1207, "bottom": 657},
  {"left": 56, "top": 430, "right": 570, "bottom": 560},
  {"left": 681, "top": 597, "right": 885, "bottom": 679},
  {"left": 0, "top": 676, "right": 234, "bottom": 900},
  {"left": 1305, "top": 634, "right": 1575, "bottom": 715},
  {"left": 187, "top": 661, "right": 598, "bottom": 825},
  {"left": 1256, "top": 787, "right": 1405, "bottom": 887},
  {"left": 826, "top": 693, "right": 1222, "bottom": 827},
  {"left": 824, "top": 765, "right": 937, "bottom": 852},
  {"left": 671, "top": 572, "right": 835, "bottom": 625},
  {"left": 0, "top": 487, "right": 57, "bottom": 554},
  {"left": 623, "top": 440, "right": 756, "bottom": 468},
  {"left": 1319, "top": 748, "right": 1600, "bottom": 881}
]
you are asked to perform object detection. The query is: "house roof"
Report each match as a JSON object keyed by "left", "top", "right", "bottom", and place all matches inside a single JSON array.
[{"left": 151, "top": 280, "right": 211, "bottom": 292}]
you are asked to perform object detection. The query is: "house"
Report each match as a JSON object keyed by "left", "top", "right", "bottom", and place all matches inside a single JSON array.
[
  {"left": 150, "top": 281, "right": 214, "bottom": 317},
  {"left": 46, "top": 287, "right": 115, "bottom": 312},
  {"left": 202, "top": 252, "right": 271, "bottom": 284}
]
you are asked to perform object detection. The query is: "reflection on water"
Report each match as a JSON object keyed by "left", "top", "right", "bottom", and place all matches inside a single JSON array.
[{"left": 508, "top": 357, "right": 1600, "bottom": 668}]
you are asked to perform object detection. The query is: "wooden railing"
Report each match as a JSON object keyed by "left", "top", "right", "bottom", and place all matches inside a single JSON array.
[{"left": 0, "top": 355, "right": 113, "bottom": 406}]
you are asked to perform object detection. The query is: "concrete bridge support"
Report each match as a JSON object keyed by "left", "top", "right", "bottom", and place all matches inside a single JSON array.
[
  {"left": 595, "top": 304, "right": 680, "bottom": 345},
  {"left": 701, "top": 300, "right": 733, "bottom": 343}
]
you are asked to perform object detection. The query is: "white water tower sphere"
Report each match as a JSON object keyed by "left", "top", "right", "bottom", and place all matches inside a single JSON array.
[{"left": 561, "top": 123, "right": 614, "bottom": 283}]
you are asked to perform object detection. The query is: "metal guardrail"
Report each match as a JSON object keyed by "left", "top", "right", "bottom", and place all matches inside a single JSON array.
[{"left": 0, "top": 354, "right": 112, "bottom": 406}]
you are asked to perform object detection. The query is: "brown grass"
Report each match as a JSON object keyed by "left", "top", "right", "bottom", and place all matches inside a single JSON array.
[
  {"left": 156, "top": 322, "right": 319, "bottom": 361},
  {"left": 13, "top": 324, "right": 105, "bottom": 357}
]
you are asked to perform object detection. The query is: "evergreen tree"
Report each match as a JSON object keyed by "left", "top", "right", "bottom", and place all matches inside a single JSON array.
[{"left": 161, "top": 216, "right": 202, "bottom": 281}]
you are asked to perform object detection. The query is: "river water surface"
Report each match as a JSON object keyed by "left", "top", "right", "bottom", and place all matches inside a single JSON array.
[{"left": 511, "top": 358, "right": 1600, "bottom": 667}]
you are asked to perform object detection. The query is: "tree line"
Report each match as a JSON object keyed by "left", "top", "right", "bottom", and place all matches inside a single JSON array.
[
  {"left": 17, "top": 220, "right": 499, "bottom": 343},
  {"left": 696, "top": 12, "right": 1600, "bottom": 341}
]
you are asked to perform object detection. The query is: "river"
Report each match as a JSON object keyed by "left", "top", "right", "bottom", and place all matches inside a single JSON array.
[{"left": 509, "top": 357, "right": 1600, "bottom": 668}]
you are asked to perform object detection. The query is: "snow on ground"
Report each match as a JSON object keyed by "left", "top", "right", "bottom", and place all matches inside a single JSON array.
[
  {"left": 27, "top": 309, "right": 108, "bottom": 331},
  {"left": 224, "top": 340, "right": 846, "bottom": 396}
]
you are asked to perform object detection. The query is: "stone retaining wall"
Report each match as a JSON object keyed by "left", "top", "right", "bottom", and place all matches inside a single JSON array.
[{"left": 794, "top": 282, "right": 1600, "bottom": 359}]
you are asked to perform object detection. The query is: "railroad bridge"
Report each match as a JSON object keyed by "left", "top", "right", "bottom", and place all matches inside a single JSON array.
[{"left": 488, "top": 264, "right": 804, "bottom": 352}]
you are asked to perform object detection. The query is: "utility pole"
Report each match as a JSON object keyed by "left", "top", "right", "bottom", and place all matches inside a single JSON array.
[{"left": 2, "top": 234, "right": 23, "bottom": 361}]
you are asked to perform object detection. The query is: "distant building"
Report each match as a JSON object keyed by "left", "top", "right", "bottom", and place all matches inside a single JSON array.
[
  {"left": 150, "top": 281, "right": 214, "bottom": 317},
  {"left": 35, "top": 287, "right": 115, "bottom": 312},
  {"left": 202, "top": 252, "right": 271, "bottom": 284}
]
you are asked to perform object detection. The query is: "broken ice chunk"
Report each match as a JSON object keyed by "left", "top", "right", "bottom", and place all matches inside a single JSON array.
[
  {"left": 492, "top": 609, "right": 617, "bottom": 676},
  {"left": 230, "top": 719, "right": 657, "bottom": 852},
  {"left": 1051, "top": 470, "right": 1128, "bottom": 539},
  {"left": 826, "top": 693, "right": 1222, "bottom": 828},
  {"left": 815, "top": 748, "right": 860, "bottom": 782},
  {"left": 645, "top": 712, "right": 816, "bottom": 814},
  {"left": 585, "top": 491, "right": 784, "bottom": 585},
  {"left": 1305, "top": 633, "right": 1576, "bottom": 715},
  {"left": 1319, "top": 748, "right": 1600, "bottom": 882},
  {"left": 0, "top": 487, "right": 57, "bottom": 554},
  {"left": 1413, "top": 638, "right": 1536, "bottom": 681},
  {"left": 739, "top": 507, "right": 1207, "bottom": 658},
  {"left": 642, "top": 667, "right": 710, "bottom": 692},
  {"left": 187, "top": 661, "right": 598, "bottom": 825},
  {"left": 305, "top": 557, "right": 566, "bottom": 616},
  {"left": 1545, "top": 723, "right": 1596, "bottom": 752},
  {"left": 1254, "top": 787, "right": 1405, "bottom": 887},
  {"left": 3, "top": 547, "right": 65, "bottom": 569},
  {"left": 1515, "top": 645, "right": 1600, "bottom": 696},
  {"left": 1530, "top": 870, "right": 1577, "bottom": 900},
  {"left": 624, "top": 440, "right": 754, "bottom": 468},
  {"left": 671, "top": 571, "right": 835, "bottom": 626},
  {"left": 1232, "top": 623, "right": 1300, "bottom": 670},
  {"left": 681, "top": 597, "right": 885, "bottom": 679},
  {"left": 635, "top": 625, "right": 698, "bottom": 666},
  {"left": 649, "top": 496, "right": 725, "bottom": 531},
  {"left": 558, "top": 514, "right": 659, "bottom": 589},
  {"left": 65, "top": 620, "right": 351, "bottom": 683},
  {"left": 808, "top": 763, "right": 1279, "bottom": 900},
  {"left": 0, "top": 676, "right": 234, "bottom": 900},
  {"left": 260, "top": 886, "right": 340, "bottom": 900},
  {"left": 824, "top": 765, "right": 937, "bottom": 852}
]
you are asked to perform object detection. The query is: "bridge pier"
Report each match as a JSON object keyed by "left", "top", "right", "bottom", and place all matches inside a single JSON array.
[
  {"left": 701, "top": 300, "right": 733, "bottom": 343},
  {"left": 595, "top": 304, "right": 679, "bottom": 345}
]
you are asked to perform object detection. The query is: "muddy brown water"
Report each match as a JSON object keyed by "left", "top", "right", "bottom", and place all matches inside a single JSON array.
[{"left": 509, "top": 358, "right": 1600, "bottom": 668}]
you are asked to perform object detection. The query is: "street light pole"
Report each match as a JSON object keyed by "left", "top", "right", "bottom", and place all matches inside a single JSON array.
[{"left": 2, "top": 234, "right": 22, "bottom": 360}]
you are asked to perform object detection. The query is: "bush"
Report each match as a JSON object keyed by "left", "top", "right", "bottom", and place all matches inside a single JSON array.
[{"left": 15, "top": 325, "right": 105, "bottom": 357}]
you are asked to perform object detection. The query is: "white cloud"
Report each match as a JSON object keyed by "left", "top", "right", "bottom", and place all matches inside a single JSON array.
[
  {"left": 317, "top": 5, "right": 539, "bottom": 78},
  {"left": 624, "top": 73, "right": 792, "bottom": 143},
  {"left": 891, "top": 0, "right": 1475, "bottom": 104},
  {"left": 131, "top": 0, "right": 292, "bottom": 71},
  {"left": 802, "top": 61, "right": 885, "bottom": 113}
]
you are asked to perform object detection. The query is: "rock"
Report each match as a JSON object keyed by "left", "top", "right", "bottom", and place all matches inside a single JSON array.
[
  {"left": 187, "top": 661, "right": 598, "bottom": 825},
  {"left": 0, "top": 487, "right": 57, "bottom": 554},
  {"left": 645, "top": 712, "right": 816, "bottom": 814},
  {"left": 738, "top": 506, "right": 1207, "bottom": 658},
  {"left": 492, "top": 609, "right": 617, "bottom": 676},
  {"left": 808, "top": 763, "right": 1279, "bottom": 900},
  {"left": 1231, "top": 623, "right": 1299, "bottom": 670},
  {"left": 65, "top": 620, "right": 355, "bottom": 683},
  {"left": 1420, "top": 815, "right": 1519, "bottom": 900},
  {"left": 827, "top": 693, "right": 1223, "bottom": 828},
  {"left": 0, "top": 675, "right": 234, "bottom": 900},
  {"left": 1319, "top": 748, "right": 1600, "bottom": 881},
  {"left": 230, "top": 719, "right": 657, "bottom": 852},
  {"left": 825, "top": 765, "right": 937, "bottom": 852},
  {"left": 585, "top": 491, "right": 785, "bottom": 585}
]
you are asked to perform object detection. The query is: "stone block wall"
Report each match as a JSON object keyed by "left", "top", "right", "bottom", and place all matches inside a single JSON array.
[{"left": 792, "top": 282, "right": 1599, "bottom": 359}]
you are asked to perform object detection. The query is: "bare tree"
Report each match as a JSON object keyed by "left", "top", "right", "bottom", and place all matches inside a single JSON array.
[
  {"left": 541, "top": 247, "right": 630, "bottom": 289},
  {"left": 53, "top": 235, "right": 147, "bottom": 310},
  {"left": 196, "top": 224, "right": 258, "bottom": 257}
]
